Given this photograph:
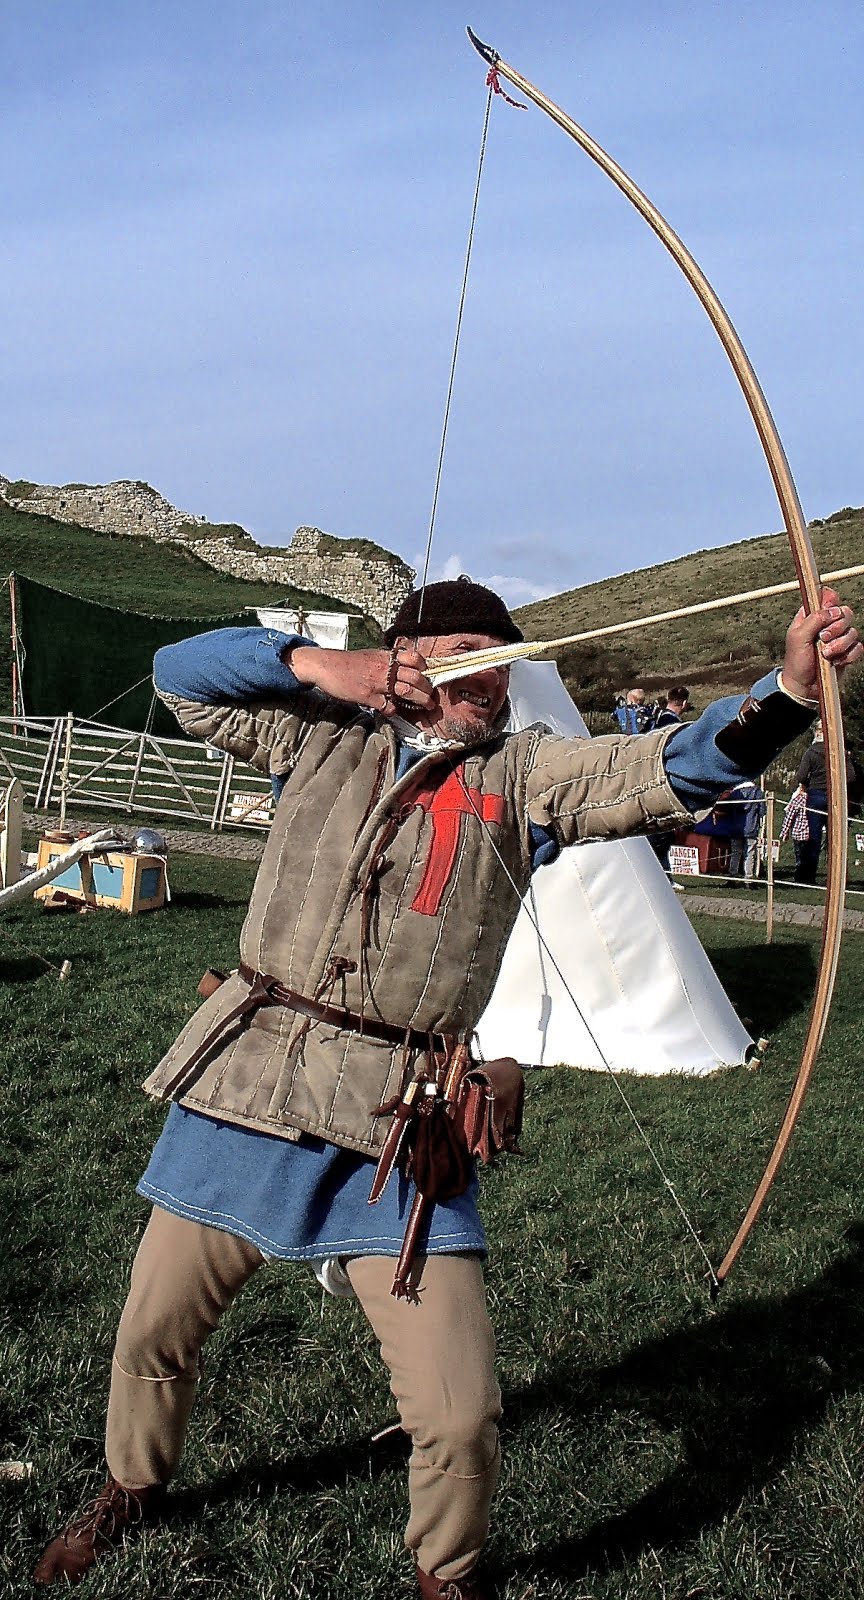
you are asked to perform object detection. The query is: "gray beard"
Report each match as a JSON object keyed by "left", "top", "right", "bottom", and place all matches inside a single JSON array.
[{"left": 434, "top": 716, "right": 494, "bottom": 749}]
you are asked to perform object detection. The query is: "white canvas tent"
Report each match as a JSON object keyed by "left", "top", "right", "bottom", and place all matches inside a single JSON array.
[
  {"left": 475, "top": 661, "right": 753, "bottom": 1074},
  {"left": 256, "top": 608, "right": 350, "bottom": 650}
]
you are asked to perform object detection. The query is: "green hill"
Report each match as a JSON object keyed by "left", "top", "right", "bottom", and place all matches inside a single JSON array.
[
  {"left": 0, "top": 502, "right": 382, "bottom": 715},
  {"left": 514, "top": 506, "right": 864, "bottom": 716}
]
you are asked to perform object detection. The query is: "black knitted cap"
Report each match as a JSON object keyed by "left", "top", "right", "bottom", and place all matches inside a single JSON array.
[{"left": 383, "top": 576, "right": 523, "bottom": 647}]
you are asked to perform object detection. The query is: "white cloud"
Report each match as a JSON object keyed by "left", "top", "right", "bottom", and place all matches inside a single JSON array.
[
  {"left": 440, "top": 553, "right": 465, "bottom": 581},
  {"left": 485, "top": 573, "right": 560, "bottom": 607},
  {"left": 406, "top": 553, "right": 557, "bottom": 610},
  {"left": 409, "top": 550, "right": 470, "bottom": 584}
]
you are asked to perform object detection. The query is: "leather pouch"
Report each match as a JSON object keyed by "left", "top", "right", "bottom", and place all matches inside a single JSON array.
[
  {"left": 372, "top": 1051, "right": 525, "bottom": 1300},
  {"left": 197, "top": 968, "right": 228, "bottom": 1000},
  {"left": 458, "top": 1057, "right": 524, "bottom": 1165}
]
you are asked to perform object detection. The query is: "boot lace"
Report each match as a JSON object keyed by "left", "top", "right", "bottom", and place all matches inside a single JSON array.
[{"left": 65, "top": 1481, "right": 145, "bottom": 1550}]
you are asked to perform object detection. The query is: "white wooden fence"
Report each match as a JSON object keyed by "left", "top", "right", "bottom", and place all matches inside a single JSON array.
[
  {"left": 0, "top": 709, "right": 805, "bottom": 840},
  {"left": 0, "top": 715, "right": 274, "bottom": 832}
]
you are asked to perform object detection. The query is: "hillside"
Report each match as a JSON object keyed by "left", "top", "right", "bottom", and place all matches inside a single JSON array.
[
  {"left": 513, "top": 507, "right": 864, "bottom": 714},
  {"left": 0, "top": 475, "right": 413, "bottom": 628},
  {"left": 0, "top": 502, "right": 382, "bottom": 715}
]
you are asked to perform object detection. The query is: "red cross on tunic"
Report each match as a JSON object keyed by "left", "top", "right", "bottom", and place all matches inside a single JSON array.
[{"left": 405, "top": 767, "right": 506, "bottom": 917}]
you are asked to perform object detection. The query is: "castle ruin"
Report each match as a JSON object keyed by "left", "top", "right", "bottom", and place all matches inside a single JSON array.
[{"left": 0, "top": 475, "right": 414, "bottom": 629}]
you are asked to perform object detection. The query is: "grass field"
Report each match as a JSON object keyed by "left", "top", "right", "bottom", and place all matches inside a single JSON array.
[{"left": 2, "top": 856, "right": 864, "bottom": 1599}]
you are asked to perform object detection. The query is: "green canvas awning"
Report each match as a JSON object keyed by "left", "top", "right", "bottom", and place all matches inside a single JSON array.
[{"left": 15, "top": 573, "right": 250, "bottom": 736}]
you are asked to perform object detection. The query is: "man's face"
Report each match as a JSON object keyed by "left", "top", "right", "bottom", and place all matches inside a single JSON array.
[{"left": 398, "top": 631, "right": 510, "bottom": 743}]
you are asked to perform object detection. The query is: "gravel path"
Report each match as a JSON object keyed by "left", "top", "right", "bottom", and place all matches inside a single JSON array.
[
  {"left": 677, "top": 891, "right": 864, "bottom": 933},
  {"left": 24, "top": 810, "right": 265, "bottom": 862}
]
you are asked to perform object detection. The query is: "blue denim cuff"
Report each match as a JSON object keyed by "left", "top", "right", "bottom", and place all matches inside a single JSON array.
[{"left": 153, "top": 628, "right": 316, "bottom": 702}]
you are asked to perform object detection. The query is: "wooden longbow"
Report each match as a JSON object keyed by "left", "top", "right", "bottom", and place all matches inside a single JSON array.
[{"left": 465, "top": 26, "right": 849, "bottom": 1293}]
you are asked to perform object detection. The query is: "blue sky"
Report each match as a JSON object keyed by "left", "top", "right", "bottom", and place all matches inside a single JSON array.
[{"left": 3, "top": 2, "right": 861, "bottom": 605}]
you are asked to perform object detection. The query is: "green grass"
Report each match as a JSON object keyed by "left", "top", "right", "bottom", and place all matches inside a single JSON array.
[{"left": 2, "top": 859, "right": 864, "bottom": 1597}]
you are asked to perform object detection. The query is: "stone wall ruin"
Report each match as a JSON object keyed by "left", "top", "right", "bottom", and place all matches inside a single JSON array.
[{"left": 0, "top": 475, "right": 413, "bottom": 628}]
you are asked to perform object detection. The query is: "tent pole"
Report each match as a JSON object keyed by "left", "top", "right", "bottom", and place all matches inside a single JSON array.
[
  {"left": 8, "top": 575, "right": 19, "bottom": 736},
  {"left": 58, "top": 713, "right": 74, "bottom": 832},
  {"left": 766, "top": 792, "right": 776, "bottom": 945}
]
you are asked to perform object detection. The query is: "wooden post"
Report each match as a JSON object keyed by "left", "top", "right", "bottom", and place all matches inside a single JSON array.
[
  {"left": 0, "top": 778, "right": 23, "bottom": 887},
  {"left": 766, "top": 792, "right": 776, "bottom": 945},
  {"left": 8, "top": 575, "right": 20, "bottom": 736},
  {"left": 58, "top": 713, "right": 74, "bottom": 831}
]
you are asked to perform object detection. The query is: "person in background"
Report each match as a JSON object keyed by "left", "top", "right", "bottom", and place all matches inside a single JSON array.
[
  {"left": 793, "top": 722, "right": 857, "bottom": 884},
  {"left": 648, "top": 686, "right": 692, "bottom": 868},
  {"left": 612, "top": 687, "right": 654, "bottom": 734},
  {"left": 654, "top": 686, "right": 690, "bottom": 728},
  {"left": 724, "top": 779, "right": 765, "bottom": 884}
]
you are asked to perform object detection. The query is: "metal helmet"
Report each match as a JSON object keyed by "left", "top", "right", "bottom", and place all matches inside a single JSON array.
[{"left": 131, "top": 827, "right": 168, "bottom": 855}]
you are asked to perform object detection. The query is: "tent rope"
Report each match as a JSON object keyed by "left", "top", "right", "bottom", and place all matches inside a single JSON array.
[{"left": 87, "top": 674, "right": 153, "bottom": 722}]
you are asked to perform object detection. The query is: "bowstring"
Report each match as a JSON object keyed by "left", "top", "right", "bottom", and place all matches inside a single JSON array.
[
  {"left": 450, "top": 755, "right": 719, "bottom": 1289},
  {"left": 414, "top": 74, "right": 495, "bottom": 637}
]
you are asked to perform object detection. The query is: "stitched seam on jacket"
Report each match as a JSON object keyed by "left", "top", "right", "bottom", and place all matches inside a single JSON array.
[
  {"left": 203, "top": 1025, "right": 245, "bottom": 1106},
  {"left": 550, "top": 788, "right": 690, "bottom": 820},
  {"left": 176, "top": 1095, "right": 380, "bottom": 1151},
  {"left": 448, "top": 748, "right": 528, "bottom": 1020},
  {"left": 534, "top": 772, "right": 679, "bottom": 812},
  {"left": 254, "top": 713, "right": 344, "bottom": 968},
  {"left": 240, "top": 1019, "right": 288, "bottom": 1117},
  {"left": 282, "top": 817, "right": 329, "bottom": 979},
  {"left": 327, "top": 1029, "right": 355, "bottom": 1130},
  {"left": 436, "top": 818, "right": 487, "bottom": 1023},
  {"left": 408, "top": 822, "right": 470, "bottom": 1027},
  {"left": 365, "top": 819, "right": 424, "bottom": 1016},
  {"left": 529, "top": 753, "right": 660, "bottom": 792},
  {"left": 278, "top": 731, "right": 383, "bottom": 991}
]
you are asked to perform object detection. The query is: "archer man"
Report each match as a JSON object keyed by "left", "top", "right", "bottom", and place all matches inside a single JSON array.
[{"left": 35, "top": 577, "right": 861, "bottom": 1597}]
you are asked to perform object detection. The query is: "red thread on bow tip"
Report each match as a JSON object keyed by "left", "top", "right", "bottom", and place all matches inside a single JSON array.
[{"left": 486, "top": 66, "right": 527, "bottom": 109}]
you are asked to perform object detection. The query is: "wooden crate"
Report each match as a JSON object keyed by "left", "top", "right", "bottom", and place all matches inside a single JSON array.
[
  {"left": 673, "top": 828, "right": 731, "bottom": 876},
  {"left": 34, "top": 840, "right": 167, "bottom": 914}
]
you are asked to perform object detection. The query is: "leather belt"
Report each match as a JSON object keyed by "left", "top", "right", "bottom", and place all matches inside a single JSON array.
[
  {"left": 160, "top": 963, "right": 451, "bottom": 1100},
  {"left": 236, "top": 963, "right": 449, "bottom": 1053}
]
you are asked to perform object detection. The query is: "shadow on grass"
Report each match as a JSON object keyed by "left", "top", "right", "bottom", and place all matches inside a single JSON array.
[
  {"left": 170, "top": 890, "right": 247, "bottom": 911},
  {"left": 508, "top": 1222, "right": 864, "bottom": 1583},
  {"left": 169, "top": 1427, "right": 410, "bottom": 1522},
  {"left": 0, "top": 955, "right": 56, "bottom": 983},
  {"left": 704, "top": 938, "right": 818, "bottom": 1033}
]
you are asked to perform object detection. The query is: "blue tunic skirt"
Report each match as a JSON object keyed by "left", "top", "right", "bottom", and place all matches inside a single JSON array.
[{"left": 138, "top": 1104, "right": 487, "bottom": 1260}]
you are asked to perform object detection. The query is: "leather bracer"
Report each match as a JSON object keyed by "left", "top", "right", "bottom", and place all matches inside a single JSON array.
[{"left": 714, "top": 690, "right": 816, "bottom": 770}]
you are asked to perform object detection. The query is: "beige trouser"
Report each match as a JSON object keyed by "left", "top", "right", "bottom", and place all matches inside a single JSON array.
[{"left": 106, "top": 1207, "right": 501, "bottom": 1581}]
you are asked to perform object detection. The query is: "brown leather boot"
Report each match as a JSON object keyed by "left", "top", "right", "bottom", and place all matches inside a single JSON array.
[
  {"left": 33, "top": 1475, "right": 166, "bottom": 1585},
  {"left": 416, "top": 1565, "right": 493, "bottom": 1599}
]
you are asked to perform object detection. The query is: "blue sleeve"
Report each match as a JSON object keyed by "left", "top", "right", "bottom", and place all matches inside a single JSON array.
[
  {"left": 529, "top": 820, "right": 559, "bottom": 870},
  {"left": 528, "top": 670, "right": 801, "bottom": 870},
  {"left": 663, "top": 670, "right": 793, "bottom": 809},
  {"left": 153, "top": 628, "right": 315, "bottom": 703}
]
